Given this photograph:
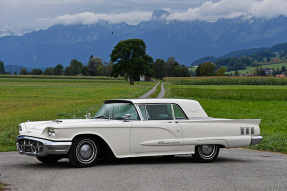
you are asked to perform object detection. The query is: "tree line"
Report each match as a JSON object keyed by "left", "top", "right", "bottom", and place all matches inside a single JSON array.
[{"left": 1, "top": 39, "right": 190, "bottom": 84}]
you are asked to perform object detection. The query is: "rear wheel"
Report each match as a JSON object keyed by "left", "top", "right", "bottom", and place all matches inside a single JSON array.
[
  {"left": 192, "top": 144, "right": 219, "bottom": 163},
  {"left": 36, "top": 155, "right": 62, "bottom": 163},
  {"left": 68, "top": 136, "right": 99, "bottom": 168}
]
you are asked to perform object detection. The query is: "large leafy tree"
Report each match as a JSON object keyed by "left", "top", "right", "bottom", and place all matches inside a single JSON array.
[
  {"left": 30, "top": 68, "right": 42, "bottom": 75},
  {"left": 110, "top": 39, "right": 153, "bottom": 85},
  {"left": 196, "top": 62, "right": 215, "bottom": 76},
  {"left": 19, "top": 68, "right": 28, "bottom": 75},
  {"left": 87, "top": 57, "right": 104, "bottom": 76},
  {"left": 54, "top": 64, "right": 64, "bottom": 75},
  {"left": 65, "top": 59, "right": 83, "bottom": 76}
]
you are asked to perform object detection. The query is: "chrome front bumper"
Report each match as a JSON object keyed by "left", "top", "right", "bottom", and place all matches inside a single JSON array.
[
  {"left": 16, "top": 136, "right": 72, "bottom": 157},
  {"left": 250, "top": 136, "right": 263, "bottom": 145}
]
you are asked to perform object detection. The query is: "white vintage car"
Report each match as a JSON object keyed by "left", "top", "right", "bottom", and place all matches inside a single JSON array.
[{"left": 16, "top": 99, "right": 263, "bottom": 167}]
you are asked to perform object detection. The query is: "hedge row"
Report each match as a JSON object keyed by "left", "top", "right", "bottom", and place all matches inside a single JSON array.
[{"left": 163, "top": 77, "right": 287, "bottom": 85}]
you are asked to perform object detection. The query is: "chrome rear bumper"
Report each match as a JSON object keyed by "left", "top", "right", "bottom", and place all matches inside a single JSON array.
[
  {"left": 250, "top": 136, "right": 263, "bottom": 145},
  {"left": 16, "top": 136, "right": 71, "bottom": 157}
]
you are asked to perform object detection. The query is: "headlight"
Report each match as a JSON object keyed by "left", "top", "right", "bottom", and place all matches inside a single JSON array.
[
  {"left": 18, "top": 125, "right": 22, "bottom": 134},
  {"left": 48, "top": 128, "right": 56, "bottom": 137}
]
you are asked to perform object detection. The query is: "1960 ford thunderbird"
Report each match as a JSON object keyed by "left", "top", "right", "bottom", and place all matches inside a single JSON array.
[{"left": 16, "top": 99, "right": 263, "bottom": 167}]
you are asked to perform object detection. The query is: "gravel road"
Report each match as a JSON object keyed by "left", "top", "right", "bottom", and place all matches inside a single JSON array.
[{"left": 0, "top": 149, "right": 286, "bottom": 191}]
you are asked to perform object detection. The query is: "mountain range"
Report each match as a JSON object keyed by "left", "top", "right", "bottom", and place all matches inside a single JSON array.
[{"left": 1, "top": 10, "right": 287, "bottom": 70}]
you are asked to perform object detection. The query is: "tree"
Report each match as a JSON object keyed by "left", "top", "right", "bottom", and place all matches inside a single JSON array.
[
  {"left": 255, "top": 67, "right": 266, "bottom": 76},
  {"left": 216, "top": 67, "right": 226, "bottom": 76},
  {"left": 164, "top": 57, "right": 176, "bottom": 77},
  {"left": 0, "top": 61, "right": 6, "bottom": 74},
  {"left": 196, "top": 62, "right": 215, "bottom": 76},
  {"left": 181, "top": 66, "right": 190, "bottom": 77},
  {"left": 152, "top": 59, "right": 165, "bottom": 79},
  {"left": 69, "top": 59, "right": 83, "bottom": 76},
  {"left": 266, "top": 57, "right": 270, "bottom": 62},
  {"left": 104, "top": 61, "right": 114, "bottom": 76},
  {"left": 44, "top": 67, "right": 54, "bottom": 75},
  {"left": 110, "top": 39, "right": 153, "bottom": 85},
  {"left": 235, "top": 70, "right": 240, "bottom": 76},
  {"left": 87, "top": 57, "right": 103, "bottom": 76},
  {"left": 30, "top": 68, "right": 42, "bottom": 75},
  {"left": 81, "top": 66, "right": 88, "bottom": 76},
  {"left": 54, "top": 64, "right": 64, "bottom": 75},
  {"left": 19, "top": 68, "right": 28, "bottom": 75}
]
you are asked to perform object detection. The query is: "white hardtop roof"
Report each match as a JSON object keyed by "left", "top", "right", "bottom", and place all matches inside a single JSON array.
[{"left": 105, "top": 99, "right": 208, "bottom": 118}]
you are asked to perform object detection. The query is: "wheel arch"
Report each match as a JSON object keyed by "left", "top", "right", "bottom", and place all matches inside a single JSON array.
[{"left": 72, "top": 133, "right": 116, "bottom": 160}]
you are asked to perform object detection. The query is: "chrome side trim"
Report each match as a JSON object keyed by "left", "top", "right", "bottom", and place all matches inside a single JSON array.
[
  {"left": 250, "top": 136, "right": 263, "bottom": 145},
  {"left": 16, "top": 136, "right": 72, "bottom": 157}
]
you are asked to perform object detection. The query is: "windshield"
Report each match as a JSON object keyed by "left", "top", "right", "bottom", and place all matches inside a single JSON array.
[{"left": 93, "top": 103, "right": 139, "bottom": 120}]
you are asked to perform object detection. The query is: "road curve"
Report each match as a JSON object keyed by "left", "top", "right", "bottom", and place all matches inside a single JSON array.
[
  {"left": 0, "top": 149, "right": 286, "bottom": 191},
  {"left": 138, "top": 82, "right": 160, "bottom": 99}
]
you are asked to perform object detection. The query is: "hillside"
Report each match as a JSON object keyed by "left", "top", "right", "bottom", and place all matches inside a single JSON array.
[
  {"left": 1, "top": 11, "right": 287, "bottom": 69},
  {"left": 225, "top": 60, "right": 287, "bottom": 76},
  {"left": 191, "top": 42, "right": 287, "bottom": 66}
]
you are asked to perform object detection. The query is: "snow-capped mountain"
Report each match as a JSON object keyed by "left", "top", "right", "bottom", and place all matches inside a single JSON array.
[{"left": 1, "top": 11, "right": 287, "bottom": 68}]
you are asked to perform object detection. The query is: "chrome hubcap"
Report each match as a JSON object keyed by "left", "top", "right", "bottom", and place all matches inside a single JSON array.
[
  {"left": 76, "top": 139, "right": 97, "bottom": 164},
  {"left": 80, "top": 144, "right": 92, "bottom": 159},
  {"left": 201, "top": 145, "right": 213, "bottom": 155},
  {"left": 198, "top": 144, "right": 217, "bottom": 159}
]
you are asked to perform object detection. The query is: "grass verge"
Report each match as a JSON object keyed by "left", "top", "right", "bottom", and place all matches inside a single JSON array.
[{"left": 149, "top": 82, "right": 162, "bottom": 98}]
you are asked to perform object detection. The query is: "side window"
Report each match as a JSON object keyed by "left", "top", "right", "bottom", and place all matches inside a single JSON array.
[
  {"left": 146, "top": 104, "right": 173, "bottom": 120},
  {"left": 173, "top": 104, "right": 187, "bottom": 119}
]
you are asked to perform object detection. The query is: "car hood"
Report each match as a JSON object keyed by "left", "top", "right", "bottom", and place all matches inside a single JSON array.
[{"left": 21, "top": 119, "right": 104, "bottom": 131}]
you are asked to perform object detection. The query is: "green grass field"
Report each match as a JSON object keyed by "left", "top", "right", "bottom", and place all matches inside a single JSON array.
[
  {"left": 226, "top": 60, "right": 287, "bottom": 75},
  {"left": 0, "top": 76, "right": 156, "bottom": 151},
  {"left": 164, "top": 83, "right": 287, "bottom": 154}
]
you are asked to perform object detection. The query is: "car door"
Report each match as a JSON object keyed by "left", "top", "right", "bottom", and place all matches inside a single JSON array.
[{"left": 130, "top": 104, "right": 183, "bottom": 153}]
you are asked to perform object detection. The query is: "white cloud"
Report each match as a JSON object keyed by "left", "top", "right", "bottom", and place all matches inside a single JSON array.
[
  {"left": 251, "top": 0, "right": 287, "bottom": 19},
  {"left": 167, "top": 0, "right": 287, "bottom": 21},
  {"left": 36, "top": 11, "right": 153, "bottom": 26},
  {"left": 1, "top": 0, "right": 287, "bottom": 30}
]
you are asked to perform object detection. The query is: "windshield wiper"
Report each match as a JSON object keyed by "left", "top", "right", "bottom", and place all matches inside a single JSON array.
[{"left": 94, "top": 116, "right": 110, "bottom": 119}]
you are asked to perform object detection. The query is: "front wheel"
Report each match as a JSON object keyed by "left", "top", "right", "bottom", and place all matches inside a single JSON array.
[
  {"left": 192, "top": 144, "right": 219, "bottom": 163},
  {"left": 68, "top": 136, "right": 99, "bottom": 168}
]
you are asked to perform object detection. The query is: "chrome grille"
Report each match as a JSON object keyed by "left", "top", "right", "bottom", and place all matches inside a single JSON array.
[{"left": 16, "top": 139, "right": 44, "bottom": 155}]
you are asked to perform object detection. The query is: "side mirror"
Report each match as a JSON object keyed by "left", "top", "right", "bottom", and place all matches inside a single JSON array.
[
  {"left": 123, "top": 114, "right": 131, "bottom": 122},
  {"left": 85, "top": 113, "right": 91, "bottom": 119}
]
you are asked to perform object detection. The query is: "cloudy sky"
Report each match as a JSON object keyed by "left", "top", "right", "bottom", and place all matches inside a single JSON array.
[{"left": 0, "top": 0, "right": 287, "bottom": 31}]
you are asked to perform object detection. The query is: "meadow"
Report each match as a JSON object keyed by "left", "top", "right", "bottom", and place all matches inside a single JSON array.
[
  {"left": 163, "top": 77, "right": 287, "bottom": 154},
  {"left": 0, "top": 76, "right": 156, "bottom": 151},
  {"left": 226, "top": 61, "right": 287, "bottom": 75},
  {"left": 189, "top": 60, "right": 287, "bottom": 76}
]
